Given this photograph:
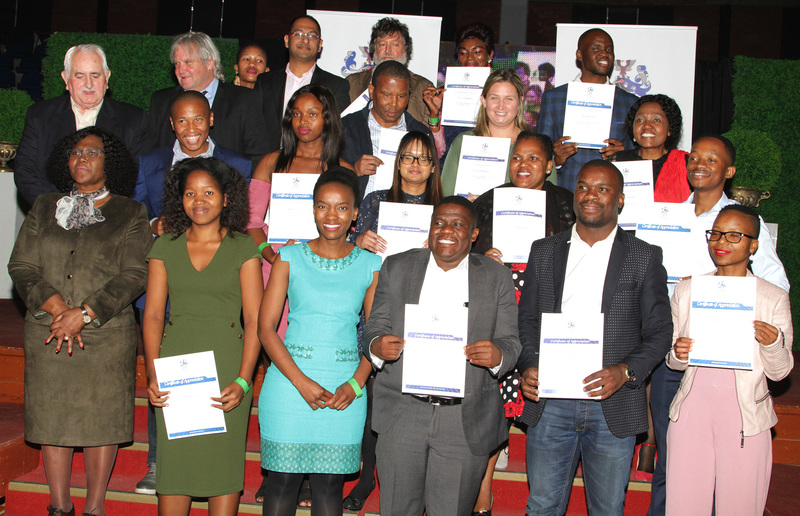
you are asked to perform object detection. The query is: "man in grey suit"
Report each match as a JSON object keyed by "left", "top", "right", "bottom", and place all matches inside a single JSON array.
[
  {"left": 364, "top": 196, "right": 521, "bottom": 515},
  {"left": 517, "top": 160, "right": 672, "bottom": 515}
]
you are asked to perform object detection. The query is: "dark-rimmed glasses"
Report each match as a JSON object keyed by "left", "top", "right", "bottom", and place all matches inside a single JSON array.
[
  {"left": 705, "top": 229, "right": 757, "bottom": 244},
  {"left": 399, "top": 154, "right": 433, "bottom": 166}
]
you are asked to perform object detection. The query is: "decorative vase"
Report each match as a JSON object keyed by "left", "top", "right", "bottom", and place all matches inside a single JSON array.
[
  {"left": 0, "top": 141, "right": 18, "bottom": 173},
  {"left": 729, "top": 186, "right": 770, "bottom": 208}
]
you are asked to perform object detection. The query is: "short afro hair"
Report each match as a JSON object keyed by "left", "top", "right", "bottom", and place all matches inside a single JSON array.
[
  {"left": 455, "top": 23, "right": 495, "bottom": 58},
  {"left": 625, "top": 94, "right": 683, "bottom": 150},
  {"left": 46, "top": 126, "right": 137, "bottom": 197}
]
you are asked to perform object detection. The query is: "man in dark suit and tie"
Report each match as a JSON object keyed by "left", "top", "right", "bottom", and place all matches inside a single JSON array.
[
  {"left": 14, "top": 43, "right": 148, "bottom": 209},
  {"left": 364, "top": 196, "right": 521, "bottom": 515},
  {"left": 131, "top": 90, "right": 250, "bottom": 495},
  {"left": 538, "top": 29, "right": 638, "bottom": 192},
  {"left": 255, "top": 14, "right": 350, "bottom": 150},
  {"left": 517, "top": 160, "right": 672, "bottom": 515},
  {"left": 147, "top": 31, "right": 269, "bottom": 169}
]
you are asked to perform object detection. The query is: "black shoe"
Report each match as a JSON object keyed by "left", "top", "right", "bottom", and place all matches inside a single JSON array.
[{"left": 343, "top": 495, "right": 366, "bottom": 512}]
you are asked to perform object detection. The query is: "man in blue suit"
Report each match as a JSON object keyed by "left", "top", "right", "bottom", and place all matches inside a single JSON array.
[
  {"left": 131, "top": 90, "right": 250, "bottom": 494},
  {"left": 538, "top": 28, "right": 638, "bottom": 192}
]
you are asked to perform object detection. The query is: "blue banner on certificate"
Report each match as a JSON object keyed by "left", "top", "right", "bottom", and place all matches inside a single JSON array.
[
  {"left": 562, "top": 82, "right": 616, "bottom": 149},
  {"left": 636, "top": 203, "right": 695, "bottom": 282},
  {"left": 689, "top": 275, "right": 756, "bottom": 369},
  {"left": 614, "top": 161, "right": 654, "bottom": 231},
  {"left": 153, "top": 351, "right": 227, "bottom": 440},
  {"left": 267, "top": 173, "right": 320, "bottom": 244},
  {"left": 377, "top": 201, "right": 433, "bottom": 260},
  {"left": 441, "top": 66, "right": 491, "bottom": 127},
  {"left": 402, "top": 304, "right": 468, "bottom": 398},
  {"left": 454, "top": 135, "right": 511, "bottom": 197},
  {"left": 538, "top": 313, "right": 604, "bottom": 399},
  {"left": 492, "top": 187, "right": 545, "bottom": 263}
]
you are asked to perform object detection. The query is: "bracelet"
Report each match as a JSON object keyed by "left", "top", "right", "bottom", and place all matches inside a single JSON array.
[
  {"left": 347, "top": 378, "right": 363, "bottom": 398},
  {"left": 428, "top": 116, "right": 440, "bottom": 126},
  {"left": 257, "top": 242, "right": 270, "bottom": 255},
  {"left": 234, "top": 377, "right": 250, "bottom": 395}
]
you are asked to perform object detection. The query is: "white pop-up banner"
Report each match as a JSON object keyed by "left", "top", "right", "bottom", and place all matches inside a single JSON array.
[
  {"left": 554, "top": 23, "right": 697, "bottom": 151},
  {"left": 308, "top": 10, "right": 442, "bottom": 84}
]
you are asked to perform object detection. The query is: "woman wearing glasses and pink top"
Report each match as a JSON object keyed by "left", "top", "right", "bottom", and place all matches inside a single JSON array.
[{"left": 665, "top": 205, "right": 793, "bottom": 516}]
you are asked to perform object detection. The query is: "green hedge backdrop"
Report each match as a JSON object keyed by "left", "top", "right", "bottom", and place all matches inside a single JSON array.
[
  {"left": 42, "top": 32, "right": 240, "bottom": 111},
  {"left": 732, "top": 56, "right": 800, "bottom": 348}
]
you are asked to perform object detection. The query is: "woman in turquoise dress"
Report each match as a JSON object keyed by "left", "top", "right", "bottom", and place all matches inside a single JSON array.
[
  {"left": 143, "top": 157, "right": 263, "bottom": 516},
  {"left": 258, "top": 167, "right": 381, "bottom": 516}
]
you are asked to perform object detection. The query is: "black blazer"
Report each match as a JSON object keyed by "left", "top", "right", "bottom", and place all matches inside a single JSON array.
[
  {"left": 517, "top": 228, "right": 673, "bottom": 438},
  {"left": 14, "top": 94, "right": 148, "bottom": 208},
  {"left": 147, "top": 82, "right": 269, "bottom": 169},
  {"left": 254, "top": 65, "right": 350, "bottom": 152}
]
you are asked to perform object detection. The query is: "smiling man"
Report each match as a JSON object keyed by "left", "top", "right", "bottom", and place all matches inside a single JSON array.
[
  {"left": 148, "top": 32, "right": 268, "bottom": 168},
  {"left": 517, "top": 160, "right": 672, "bottom": 515},
  {"left": 346, "top": 17, "right": 434, "bottom": 123},
  {"left": 15, "top": 44, "right": 148, "bottom": 208},
  {"left": 538, "top": 28, "right": 639, "bottom": 192},
  {"left": 255, "top": 15, "right": 350, "bottom": 150},
  {"left": 364, "top": 195, "right": 520, "bottom": 515},
  {"left": 341, "top": 60, "right": 432, "bottom": 200}
]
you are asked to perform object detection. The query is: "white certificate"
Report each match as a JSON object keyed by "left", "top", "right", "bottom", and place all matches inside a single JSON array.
[
  {"left": 377, "top": 201, "right": 433, "bottom": 260},
  {"left": 341, "top": 88, "right": 370, "bottom": 117},
  {"left": 689, "top": 276, "right": 756, "bottom": 370},
  {"left": 441, "top": 66, "right": 492, "bottom": 127},
  {"left": 454, "top": 135, "right": 510, "bottom": 197},
  {"left": 636, "top": 203, "right": 696, "bottom": 282},
  {"left": 153, "top": 351, "right": 227, "bottom": 440},
  {"left": 538, "top": 313, "right": 604, "bottom": 399},
  {"left": 267, "top": 173, "right": 320, "bottom": 244},
  {"left": 614, "top": 161, "right": 655, "bottom": 231},
  {"left": 562, "top": 82, "right": 616, "bottom": 149},
  {"left": 402, "top": 304, "right": 468, "bottom": 398},
  {"left": 492, "top": 187, "right": 546, "bottom": 263},
  {"left": 374, "top": 128, "right": 407, "bottom": 192}
]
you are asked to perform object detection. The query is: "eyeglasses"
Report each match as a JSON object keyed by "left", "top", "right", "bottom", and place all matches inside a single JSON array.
[
  {"left": 705, "top": 229, "right": 757, "bottom": 244},
  {"left": 68, "top": 148, "right": 105, "bottom": 159},
  {"left": 289, "top": 30, "right": 320, "bottom": 40},
  {"left": 399, "top": 154, "right": 433, "bottom": 166}
]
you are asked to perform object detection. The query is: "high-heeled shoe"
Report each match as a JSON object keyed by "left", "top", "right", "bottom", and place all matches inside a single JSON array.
[{"left": 46, "top": 505, "right": 75, "bottom": 516}]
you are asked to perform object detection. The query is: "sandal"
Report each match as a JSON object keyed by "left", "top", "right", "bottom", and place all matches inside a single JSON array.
[
  {"left": 297, "top": 478, "right": 312, "bottom": 507},
  {"left": 255, "top": 474, "right": 268, "bottom": 503}
]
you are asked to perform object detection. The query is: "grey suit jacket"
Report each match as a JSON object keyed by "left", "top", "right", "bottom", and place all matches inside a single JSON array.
[
  {"left": 364, "top": 248, "right": 521, "bottom": 456},
  {"left": 517, "top": 228, "right": 673, "bottom": 438}
]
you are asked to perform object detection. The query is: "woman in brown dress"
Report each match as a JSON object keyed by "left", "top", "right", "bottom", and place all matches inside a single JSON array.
[{"left": 8, "top": 127, "right": 152, "bottom": 516}]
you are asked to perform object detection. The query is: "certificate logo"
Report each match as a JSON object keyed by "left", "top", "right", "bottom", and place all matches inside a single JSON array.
[
  {"left": 179, "top": 359, "right": 188, "bottom": 369},
  {"left": 481, "top": 142, "right": 489, "bottom": 153},
  {"left": 717, "top": 280, "right": 727, "bottom": 290},
  {"left": 613, "top": 60, "right": 653, "bottom": 96},
  {"left": 401, "top": 210, "right": 409, "bottom": 219},
  {"left": 515, "top": 194, "right": 523, "bottom": 204},
  {"left": 431, "top": 315, "right": 440, "bottom": 323},
  {"left": 586, "top": 86, "right": 594, "bottom": 96},
  {"left": 292, "top": 177, "right": 301, "bottom": 186},
  {"left": 567, "top": 321, "right": 576, "bottom": 330},
  {"left": 660, "top": 206, "right": 670, "bottom": 216},
  {"left": 463, "top": 71, "right": 470, "bottom": 81}
]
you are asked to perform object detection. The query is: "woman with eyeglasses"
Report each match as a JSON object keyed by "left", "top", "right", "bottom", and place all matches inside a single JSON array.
[
  {"left": 340, "top": 131, "right": 442, "bottom": 512},
  {"left": 664, "top": 205, "right": 793, "bottom": 516},
  {"left": 9, "top": 127, "right": 152, "bottom": 516}
]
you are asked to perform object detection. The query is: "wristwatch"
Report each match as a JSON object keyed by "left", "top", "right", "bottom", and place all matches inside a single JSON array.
[
  {"left": 80, "top": 306, "right": 92, "bottom": 324},
  {"left": 622, "top": 365, "right": 636, "bottom": 382}
]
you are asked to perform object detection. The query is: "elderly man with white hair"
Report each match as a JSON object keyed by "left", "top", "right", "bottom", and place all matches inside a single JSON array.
[
  {"left": 14, "top": 43, "right": 148, "bottom": 208},
  {"left": 147, "top": 31, "right": 269, "bottom": 167}
]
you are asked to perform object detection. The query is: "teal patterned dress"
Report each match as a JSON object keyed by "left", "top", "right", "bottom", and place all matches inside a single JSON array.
[{"left": 258, "top": 243, "right": 381, "bottom": 473}]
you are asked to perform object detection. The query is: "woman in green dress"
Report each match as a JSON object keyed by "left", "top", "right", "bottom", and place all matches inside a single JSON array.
[{"left": 143, "top": 157, "right": 262, "bottom": 516}]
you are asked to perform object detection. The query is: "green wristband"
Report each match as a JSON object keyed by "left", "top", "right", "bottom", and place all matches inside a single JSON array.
[
  {"left": 428, "top": 116, "right": 440, "bottom": 125},
  {"left": 347, "top": 378, "right": 363, "bottom": 398},
  {"left": 234, "top": 377, "right": 250, "bottom": 395},
  {"left": 257, "top": 242, "right": 270, "bottom": 255}
]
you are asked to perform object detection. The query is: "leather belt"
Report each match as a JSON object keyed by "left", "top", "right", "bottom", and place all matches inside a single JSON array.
[{"left": 412, "top": 394, "right": 462, "bottom": 406}]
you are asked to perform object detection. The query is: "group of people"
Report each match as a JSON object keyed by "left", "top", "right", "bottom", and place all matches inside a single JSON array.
[{"left": 7, "top": 11, "right": 793, "bottom": 516}]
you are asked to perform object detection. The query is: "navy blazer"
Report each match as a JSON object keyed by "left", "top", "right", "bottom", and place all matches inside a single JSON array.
[
  {"left": 538, "top": 83, "right": 638, "bottom": 193},
  {"left": 15, "top": 94, "right": 149, "bottom": 208},
  {"left": 517, "top": 228, "right": 672, "bottom": 438},
  {"left": 133, "top": 142, "right": 252, "bottom": 221},
  {"left": 147, "top": 82, "right": 269, "bottom": 169},
  {"left": 254, "top": 65, "right": 350, "bottom": 152},
  {"left": 341, "top": 106, "right": 433, "bottom": 201}
]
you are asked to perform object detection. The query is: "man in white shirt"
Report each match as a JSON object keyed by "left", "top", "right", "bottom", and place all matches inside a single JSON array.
[
  {"left": 255, "top": 15, "right": 350, "bottom": 150},
  {"left": 646, "top": 134, "right": 789, "bottom": 516},
  {"left": 517, "top": 160, "right": 672, "bottom": 515},
  {"left": 15, "top": 43, "right": 148, "bottom": 208},
  {"left": 364, "top": 196, "right": 521, "bottom": 515}
]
